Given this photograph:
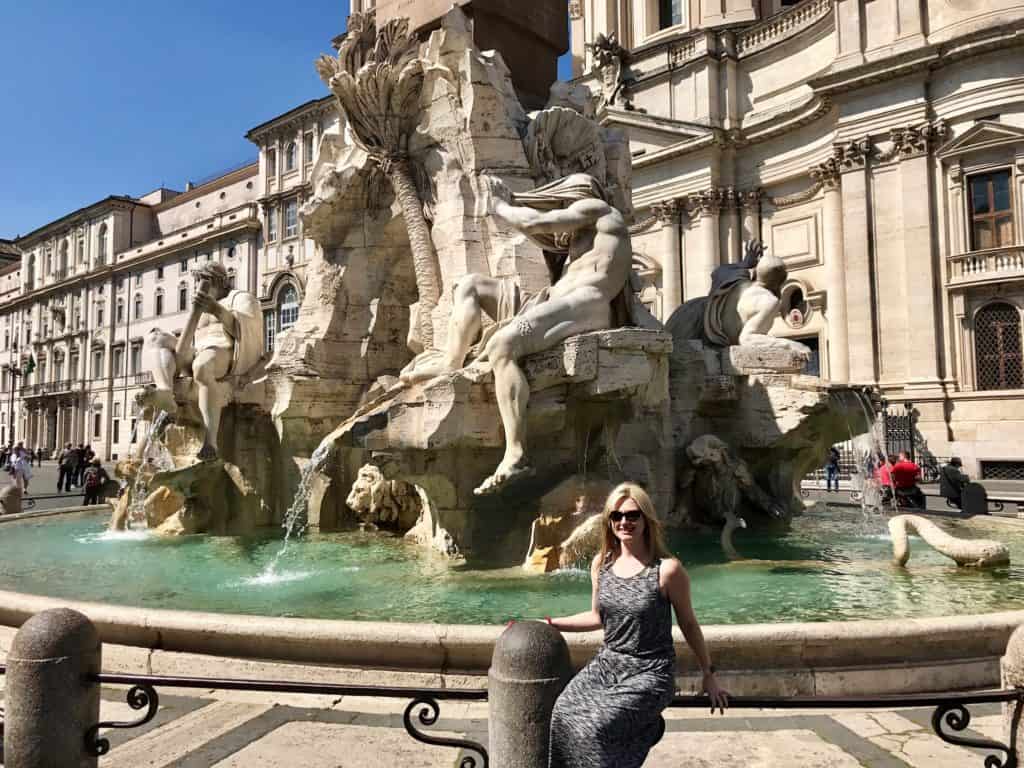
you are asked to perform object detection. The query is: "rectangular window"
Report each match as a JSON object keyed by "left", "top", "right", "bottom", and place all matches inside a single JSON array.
[
  {"left": 264, "top": 309, "right": 277, "bottom": 352},
  {"left": 180, "top": 258, "right": 188, "bottom": 274},
  {"left": 155, "top": 293, "right": 164, "bottom": 316},
  {"left": 92, "top": 349, "right": 104, "bottom": 379},
  {"left": 660, "top": 0, "right": 683, "bottom": 28},
  {"left": 130, "top": 342, "right": 142, "bottom": 375},
  {"left": 130, "top": 418, "right": 137, "bottom": 443},
  {"left": 157, "top": 266, "right": 164, "bottom": 280},
  {"left": 77, "top": 239, "right": 85, "bottom": 263},
  {"left": 112, "top": 347, "right": 124, "bottom": 377},
  {"left": 96, "top": 304, "right": 104, "bottom": 327},
  {"left": 69, "top": 354, "right": 78, "bottom": 381},
  {"left": 93, "top": 412, "right": 101, "bottom": 440},
  {"left": 267, "top": 148, "right": 277, "bottom": 178},
  {"left": 285, "top": 200, "right": 298, "bottom": 238},
  {"left": 970, "top": 170, "right": 1014, "bottom": 250},
  {"left": 304, "top": 133, "right": 315, "bottom": 164},
  {"left": 134, "top": 272, "right": 142, "bottom": 286},
  {"left": 116, "top": 301, "right": 124, "bottom": 324},
  {"left": 178, "top": 285, "right": 188, "bottom": 312},
  {"left": 113, "top": 418, "right": 120, "bottom": 444},
  {"left": 267, "top": 207, "right": 278, "bottom": 242}
]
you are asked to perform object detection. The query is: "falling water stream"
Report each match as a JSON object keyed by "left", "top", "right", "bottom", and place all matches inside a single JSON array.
[{"left": 127, "top": 411, "right": 174, "bottom": 528}]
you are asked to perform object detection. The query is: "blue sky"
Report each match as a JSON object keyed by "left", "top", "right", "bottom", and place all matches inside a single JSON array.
[{"left": 0, "top": 1, "right": 573, "bottom": 239}]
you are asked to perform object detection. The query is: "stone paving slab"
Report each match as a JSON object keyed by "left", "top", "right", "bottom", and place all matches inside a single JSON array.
[{"left": 54, "top": 686, "right": 1009, "bottom": 767}]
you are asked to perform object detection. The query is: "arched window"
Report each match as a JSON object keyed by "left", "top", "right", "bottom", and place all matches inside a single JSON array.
[
  {"left": 976, "top": 302, "right": 1023, "bottom": 391},
  {"left": 97, "top": 224, "right": 108, "bottom": 265},
  {"left": 278, "top": 285, "right": 299, "bottom": 331},
  {"left": 178, "top": 282, "right": 188, "bottom": 312},
  {"left": 133, "top": 293, "right": 143, "bottom": 320},
  {"left": 285, "top": 142, "right": 297, "bottom": 171}
]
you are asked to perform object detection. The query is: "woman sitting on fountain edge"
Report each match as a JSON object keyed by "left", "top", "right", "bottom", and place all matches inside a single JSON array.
[{"left": 544, "top": 483, "right": 728, "bottom": 767}]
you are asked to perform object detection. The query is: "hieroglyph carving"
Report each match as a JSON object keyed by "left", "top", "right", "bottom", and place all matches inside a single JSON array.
[{"left": 315, "top": 13, "right": 442, "bottom": 352}]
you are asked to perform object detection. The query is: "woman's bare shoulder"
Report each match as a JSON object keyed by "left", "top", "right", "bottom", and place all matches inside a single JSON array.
[{"left": 660, "top": 557, "right": 688, "bottom": 581}]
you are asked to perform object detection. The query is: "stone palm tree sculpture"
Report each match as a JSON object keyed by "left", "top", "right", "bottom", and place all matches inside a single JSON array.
[{"left": 315, "top": 13, "right": 441, "bottom": 351}]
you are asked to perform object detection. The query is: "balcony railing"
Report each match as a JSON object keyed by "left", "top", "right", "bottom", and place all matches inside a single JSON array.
[
  {"left": 21, "top": 379, "right": 77, "bottom": 397},
  {"left": 949, "top": 246, "right": 1024, "bottom": 287}
]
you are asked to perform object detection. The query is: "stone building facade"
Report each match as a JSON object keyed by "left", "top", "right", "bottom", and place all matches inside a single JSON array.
[
  {"left": 572, "top": 0, "right": 1024, "bottom": 478},
  {"left": 0, "top": 96, "right": 333, "bottom": 459}
]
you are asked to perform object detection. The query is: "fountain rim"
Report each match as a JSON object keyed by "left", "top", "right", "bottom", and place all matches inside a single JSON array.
[{"left": 0, "top": 587, "right": 1018, "bottom": 685}]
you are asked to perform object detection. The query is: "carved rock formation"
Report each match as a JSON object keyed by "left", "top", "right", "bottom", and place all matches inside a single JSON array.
[{"left": 889, "top": 515, "right": 1010, "bottom": 568}]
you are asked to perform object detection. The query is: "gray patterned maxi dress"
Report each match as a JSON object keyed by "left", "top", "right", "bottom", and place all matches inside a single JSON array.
[{"left": 549, "top": 558, "right": 677, "bottom": 768}]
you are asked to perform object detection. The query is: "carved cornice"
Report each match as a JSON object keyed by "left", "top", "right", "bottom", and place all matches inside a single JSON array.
[
  {"left": 736, "top": 0, "right": 833, "bottom": 58},
  {"left": 628, "top": 213, "right": 660, "bottom": 234},
  {"left": 686, "top": 188, "right": 730, "bottom": 217}
]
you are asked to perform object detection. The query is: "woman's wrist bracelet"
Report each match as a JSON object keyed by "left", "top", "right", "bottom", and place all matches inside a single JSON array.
[{"left": 545, "top": 616, "right": 553, "bottom": 626}]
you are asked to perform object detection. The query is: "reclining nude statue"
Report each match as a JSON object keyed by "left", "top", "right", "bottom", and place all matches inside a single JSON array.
[
  {"left": 399, "top": 173, "right": 635, "bottom": 496},
  {"left": 668, "top": 240, "right": 810, "bottom": 361},
  {"left": 140, "top": 262, "right": 263, "bottom": 460}
]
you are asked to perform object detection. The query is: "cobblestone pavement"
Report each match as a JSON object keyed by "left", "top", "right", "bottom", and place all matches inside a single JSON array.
[{"left": 72, "top": 686, "right": 1006, "bottom": 767}]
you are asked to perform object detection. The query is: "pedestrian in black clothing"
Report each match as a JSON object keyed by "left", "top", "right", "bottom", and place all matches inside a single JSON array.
[
  {"left": 82, "top": 459, "right": 110, "bottom": 506},
  {"left": 825, "top": 447, "right": 841, "bottom": 492},
  {"left": 939, "top": 457, "right": 969, "bottom": 510}
]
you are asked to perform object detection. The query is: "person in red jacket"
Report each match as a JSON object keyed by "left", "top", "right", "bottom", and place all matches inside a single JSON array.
[{"left": 891, "top": 452, "right": 925, "bottom": 508}]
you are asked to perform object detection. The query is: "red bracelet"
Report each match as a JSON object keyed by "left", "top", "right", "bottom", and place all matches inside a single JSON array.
[{"left": 545, "top": 616, "right": 553, "bottom": 625}]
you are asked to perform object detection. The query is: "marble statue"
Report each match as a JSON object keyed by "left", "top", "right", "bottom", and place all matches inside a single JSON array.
[
  {"left": 400, "top": 173, "right": 635, "bottom": 495},
  {"left": 668, "top": 241, "right": 811, "bottom": 363},
  {"left": 684, "top": 435, "right": 785, "bottom": 558},
  {"left": 346, "top": 463, "right": 421, "bottom": 532},
  {"left": 889, "top": 515, "right": 1010, "bottom": 568},
  {"left": 586, "top": 32, "right": 636, "bottom": 111},
  {"left": 140, "top": 262, "right": 262, "bottom": 460}
]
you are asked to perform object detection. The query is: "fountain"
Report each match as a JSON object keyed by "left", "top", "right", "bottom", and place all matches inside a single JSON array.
[{"left": 0, "top": 5, "right": 1020, "bottom": 698}]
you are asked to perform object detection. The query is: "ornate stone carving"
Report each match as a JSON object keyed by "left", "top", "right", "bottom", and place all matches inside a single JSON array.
[
  {"left": 810, "top": 157, "right": 842, "bottom": 190},
  {"left": 346, "top": 463, "right": 422, "bottom": 532},
  {"left": 525, "top": 107, "right": 607, "bottom": 184},
  {"left": 669, "top": 40, "right": 698, "bottom": 70},
  {"left": 568, "top": 0, "right": 583, "bottom": 20},
  {"left": 687, "top": 188, "right": 727, "bottom": 218},
  {"left": 834, "top": 138, "right": 872, "bottom": 171},
  {"left": 586, "top": 33, "right": 637, "bottom": 110},
  {"left": 890, "top": 121, "right": 949, "bottom": 160},
  {"left": 652, "top": 199, "right": 683, "bottom": 225},
  {"left": 739, "top": 189, "right": 764, "bottom": 211}
]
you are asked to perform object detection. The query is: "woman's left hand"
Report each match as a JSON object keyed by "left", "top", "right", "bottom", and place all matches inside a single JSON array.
[{"left": 702, "top": 672, "right": 729, "bottom": 714}]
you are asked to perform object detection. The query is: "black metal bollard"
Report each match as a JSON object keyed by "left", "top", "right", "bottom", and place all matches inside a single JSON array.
[
  {"left": 488, "top": 621, "right": 572, "bottom": 768},
  {"left": 4, "top": 608, "right": 102, "bottom": 768}
]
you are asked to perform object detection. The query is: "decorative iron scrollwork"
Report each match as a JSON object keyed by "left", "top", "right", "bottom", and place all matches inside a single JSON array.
[
  {"left": 85, "top": 684, "right": 160, "bottom": 757},
  {"left": 931, "top": 698, "right": 1020, "bottom": 768},
  {"left": 403, "top": 696, "right": 489, "bottom": 768}
]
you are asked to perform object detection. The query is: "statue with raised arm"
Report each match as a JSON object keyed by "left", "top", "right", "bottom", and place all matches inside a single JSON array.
[
  {"left": 667, "top": 241, "right": 811, "bottom": 361},
  {"left": 139, "top": 262, "right": 263, "bottom": 461},
  {"left": 400, "top": 173, "right": 634, "bottom": 496}
]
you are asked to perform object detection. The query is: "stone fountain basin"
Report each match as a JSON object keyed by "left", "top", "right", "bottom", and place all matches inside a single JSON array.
[{"left": 0, "top": 587, "right": 1016, "bottom": 696}]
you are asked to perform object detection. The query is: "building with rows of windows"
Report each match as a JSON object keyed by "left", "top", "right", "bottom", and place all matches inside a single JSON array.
[
  {"left": 571, "top": 0, "right": 1024, "bottom": 479},
  {"left": 0, "top": 96, "right": 336, "bottom": 460}
]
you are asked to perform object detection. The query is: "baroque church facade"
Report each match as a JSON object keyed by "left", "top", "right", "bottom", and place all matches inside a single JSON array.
[{"left": 571, "top": 0, "right": 1024, "bottom": 478}]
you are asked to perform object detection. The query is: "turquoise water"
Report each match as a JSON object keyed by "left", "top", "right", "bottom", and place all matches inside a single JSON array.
[{"left": 2, "top": 508, "right": 1024, "bottom": 624}]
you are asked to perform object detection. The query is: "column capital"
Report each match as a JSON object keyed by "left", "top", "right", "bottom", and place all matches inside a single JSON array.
[
  {"left": 889, "top": 121, "right": 948, "bottom": 161},
  {"left": 652, "top": 199, "right": 684, "bottom": 225},
  {"left": 810, "top": 158, "right": 842, "bottom": 190},
  {"left": 686, "top": 189, "right": 728, "bottom": 218},
  {"left": 833, "top": 138, "right": 872, "bottom": 171},
  {"left": 739, "top": 189, "right": 764, "bottom": 211}
]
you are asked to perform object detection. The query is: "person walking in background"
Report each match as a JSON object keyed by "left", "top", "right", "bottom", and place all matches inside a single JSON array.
[
  {"left": 82, "top": 458, "right": 110, "bottom": 506},
  {"left": 875, "top": 455, "right": 896, "bottom": 505},
  {"left": 9, "top": 445, "right": 32, "bottom": 493},
  {"left": 825, "top": 446, "right": 841, "bottom": 492},
  {"left": 56, "top": 442, "right": 76, "bottom": 492},
  {"left": 545, "top": 483, "right": 728, "bottom": 767},
  {"left": 33, "top": 446, "right": 43, "bottom": 467},
  {"left": 73, "top": 443, "right": 87, "bottom": 487},
  {"left": 940, "top": 457, "right": 970, "bottom": 510}
]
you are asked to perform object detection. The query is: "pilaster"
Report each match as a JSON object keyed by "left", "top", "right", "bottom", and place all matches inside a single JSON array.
[
  {"left": 652, "top": 200, "right": 684, "bottom": 319},
  {"left": 811, "top": 158, "right": 849, "bottom": 383},
  {"left": 685, "top": 190, "right": 724, "bottom": 299}
]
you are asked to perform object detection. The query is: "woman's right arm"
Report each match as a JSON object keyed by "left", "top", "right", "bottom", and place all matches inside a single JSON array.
[{"left": 548, "top": 555, "right": 604, "bottom": 632}]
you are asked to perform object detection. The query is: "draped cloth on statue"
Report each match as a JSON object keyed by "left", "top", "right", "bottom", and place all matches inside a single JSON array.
[
  {"left": 194, "top": 290, "right": 264, "bottom": 379},
  {"left": 666, "top": 261, "right": 753, "bottom": 347}
]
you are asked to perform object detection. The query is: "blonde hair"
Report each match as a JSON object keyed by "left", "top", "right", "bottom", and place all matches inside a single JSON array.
[{"left": 598, "top": 482, "right": 671, "bottom": 566}]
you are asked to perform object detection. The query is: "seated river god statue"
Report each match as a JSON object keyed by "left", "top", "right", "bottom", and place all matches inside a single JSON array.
[
  {"left": 400, "top": 173, "right": 636, "bottom": 496},
  {"left": 140, "top": 262, "right": 263, "bottom": 461}
]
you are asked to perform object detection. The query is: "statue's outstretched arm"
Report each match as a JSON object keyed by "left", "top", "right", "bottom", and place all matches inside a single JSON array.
[
  {"left": 741, "top": 240, "right": 764, "bottom": 270},
  {"left": 494, "top": 198, "right": 608, "bottom": 237}
]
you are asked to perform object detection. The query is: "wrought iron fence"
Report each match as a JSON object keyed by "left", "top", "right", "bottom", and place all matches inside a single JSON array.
[{"left": 0, "top": 665, "right": 1021, "bottom": 767}]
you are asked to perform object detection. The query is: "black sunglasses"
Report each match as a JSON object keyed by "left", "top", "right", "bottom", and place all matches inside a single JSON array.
[{"left": 610, "top": 510, "right": 643, "bottom": 523}]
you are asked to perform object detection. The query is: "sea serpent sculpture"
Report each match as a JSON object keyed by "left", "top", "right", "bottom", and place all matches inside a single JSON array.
[{"left": 888, "top": 514, "right": 1010, "bottom": 568}]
